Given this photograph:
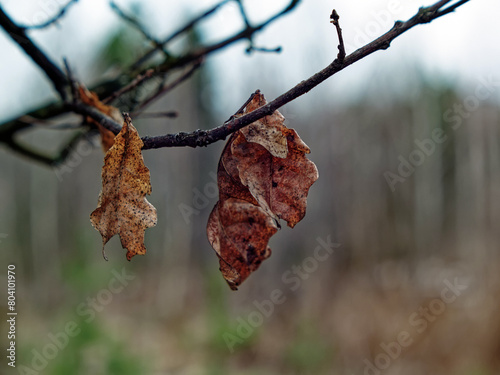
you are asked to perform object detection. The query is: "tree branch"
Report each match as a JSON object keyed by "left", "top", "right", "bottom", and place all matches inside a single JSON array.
[
  {"left": 139, "top": 0, "right": 471, "bottom": 150},
  {"left": 133, "top": 111, "right": 178, "bottom": 119},
  {"left": 0, "top": 0, "right": 299, "bottom": 141},
  {"left": 0, "top": 127, "right": 89, "bottom": 166},
  {"left": 432, "top": 0, "right": 470, "bottom": 19},
  {"left": 2, "top": 136, "right": 57, "bottom": 165},
  {"left": 69, "top": 103, "right": 123, "bottom": 134},
  {"left": 0, "top": 0, "right": 471, "bottom": 160}
]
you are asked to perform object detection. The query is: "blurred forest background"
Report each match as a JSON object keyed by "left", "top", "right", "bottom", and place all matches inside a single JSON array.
[{"left": 1, "top": 1, "right": 500, "bottom": 374}]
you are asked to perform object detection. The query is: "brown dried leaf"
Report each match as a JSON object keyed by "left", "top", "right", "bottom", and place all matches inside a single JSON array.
[
  {"left": 239, "top": 118, "right": 288, "bottom": 158},
  {"left": 207, "top": 91, "right": 318, "bottom": 289},
  {"left": 233, "top": 93, "right": 319, "bottom": 228},
  {"left": 90, "top": 115, "right": 157, "bottom": 261},
  {"left": 78, "top": 86, "right": 122, "bottom": 152},
  {"left": 217, "top": 137, "right": 258, "bottom": 204},
  {"left": 207, "top": 198, "right": 277, "bottom": 290}
]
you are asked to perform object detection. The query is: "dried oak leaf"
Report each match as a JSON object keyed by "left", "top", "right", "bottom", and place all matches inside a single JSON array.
[
  {"left": 232, "top": 126, "right": 318, "bottom": 228},
  {"left": 90, "top": 115, "right": 157, "bottom": 261},
  {"left": 78, "top": 86, "right": 121, "bottom": 152},
  {"left": 207, "top": 91, "right": 318, "bottom": 290},
  {"left": 207, "top": 198, "right": 278, "bottom": 290},
  {"left": 234, "top": 92, "right": 319, "bottom": 227}
]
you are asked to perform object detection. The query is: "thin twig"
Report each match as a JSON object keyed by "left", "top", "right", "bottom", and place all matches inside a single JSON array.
[
  {"left": 21, "top": 0, "right": 79, "bottom": 30},
  {"left": 132, "top": 111, "right": 178, "bottom": 119},
  {"left": 226, "top": 90, "right": 261, "bottom": 122},
  {"left": 235, "top": 0, "right": 251, "bottom": 28},
  {"left": 246, "top": 45, "right": 282, "bottom": 54},
  {"left": 103, "top": 69, "right": 155, "bottom": 104},
  {"left": 426, "top": 0, "right": 455, "bottom": 13},
  {"left": 330, "top": 9, "right": 345, "bottom": 62},
  {"left": 139, "top": 0, "right": 301, "bottom": 78},
  {"left": 435, "top": 0, "right": 470, "bottom": 18},
  {"left": 134, "top": 60, "right": 203, "bottom": 114},
  {"left": 130, "top": 0, "right": 233, "bottom": 70}
]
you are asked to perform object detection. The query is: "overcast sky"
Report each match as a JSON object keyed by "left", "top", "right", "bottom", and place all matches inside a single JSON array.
[{"left": 0, "top": 0, "right": 499, "bottom": 122}]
